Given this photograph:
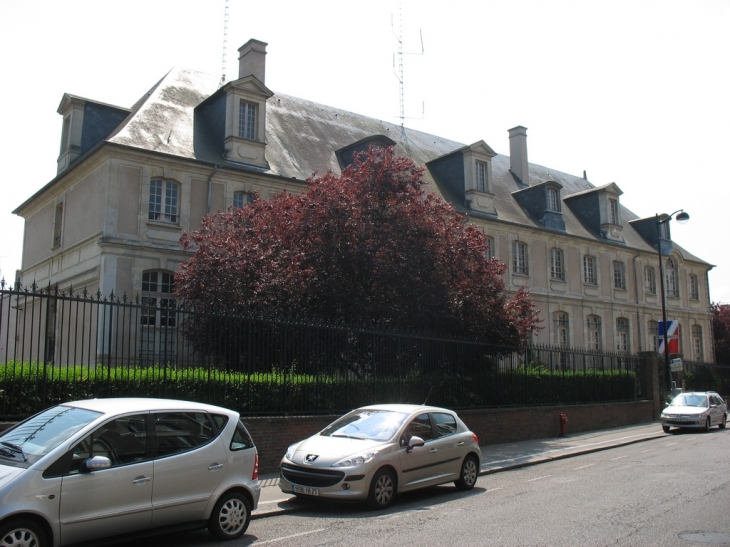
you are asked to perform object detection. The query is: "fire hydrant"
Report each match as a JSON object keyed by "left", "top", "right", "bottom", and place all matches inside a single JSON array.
[{"left": 559, "top": 413, "right": 568, "bottom": 436}]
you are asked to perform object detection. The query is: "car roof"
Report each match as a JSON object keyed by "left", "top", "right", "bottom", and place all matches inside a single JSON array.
[
  {"left": 62, "top": 398, "right": 236, "bottom": 416},
  {"left": 357, "top": 404, "right": 456, "bottom": 414}
]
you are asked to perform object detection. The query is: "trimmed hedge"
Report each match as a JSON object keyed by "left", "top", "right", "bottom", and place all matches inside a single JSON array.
[{"left": 0, "top": 361, "right": 637, "bottom": 417}]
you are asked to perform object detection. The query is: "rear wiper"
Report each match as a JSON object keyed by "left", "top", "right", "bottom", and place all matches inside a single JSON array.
[{"left": 1, "top": 442, "right": 27, "bottom": 462}]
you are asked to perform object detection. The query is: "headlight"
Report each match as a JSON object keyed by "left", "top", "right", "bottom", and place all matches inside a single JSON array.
[
  {"left": 332, "top": 450, "right": 379, "bottom": 468},
  {"left": 285, "top": 442, "right": 301, "bottom": 461}
]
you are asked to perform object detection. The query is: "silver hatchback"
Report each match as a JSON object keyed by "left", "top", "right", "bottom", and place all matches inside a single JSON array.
[
  {"left": 279, "top": 404, "right": 482, "bottom": 509},
  {"left": 0, "top": 398, "right": 260, "bottom": 547}
]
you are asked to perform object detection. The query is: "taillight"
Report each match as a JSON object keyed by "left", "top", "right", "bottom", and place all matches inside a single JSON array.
[
  {"left": 472, "top": 433, "right": 479, "bottom": 445},
  {"left": 252, "top": 454, "right": 259, "bottom": 480}
]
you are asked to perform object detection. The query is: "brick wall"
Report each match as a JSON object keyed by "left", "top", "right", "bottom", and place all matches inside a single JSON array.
[{"left": 246, "top": 401, "right": 655, "bottom": 474}]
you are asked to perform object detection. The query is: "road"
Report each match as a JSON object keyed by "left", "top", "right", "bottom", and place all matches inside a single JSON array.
[{"left": 124, "top": 428, "right": 730, "bottom": 547}]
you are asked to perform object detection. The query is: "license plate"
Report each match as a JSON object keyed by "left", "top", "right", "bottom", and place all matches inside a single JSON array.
[{"left": 293, "top": 485, "right": 319, "bottom": 496}]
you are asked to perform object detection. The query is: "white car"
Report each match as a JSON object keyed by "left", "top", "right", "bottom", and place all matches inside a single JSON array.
[
  {"left": 0, "top": 398, "right": 260, "bottom": 547},
  {"left": 279, "top": 404, "right": 482, "bottom": 509},
  {"left": 660, "top": 391, "right": 728, "bottom": 433}
]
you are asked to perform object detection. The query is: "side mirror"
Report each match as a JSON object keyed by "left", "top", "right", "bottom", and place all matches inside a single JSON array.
[
  {"left": 80, "top": 456, "right": 111, "bottom": 473},
  {"left": 406, "top": 436, "right": 425, "bottom": 454}
]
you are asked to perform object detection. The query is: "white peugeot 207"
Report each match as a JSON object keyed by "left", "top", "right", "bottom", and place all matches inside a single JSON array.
[
  {"left": 0, "top": 398, "right": 260, "bottom": 547},
  {"left": 279, "top": 404, "right": 482, "bottom": 509}
]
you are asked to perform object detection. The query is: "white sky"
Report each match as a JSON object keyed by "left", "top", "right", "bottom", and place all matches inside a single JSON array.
[{"left": 0, "top": 0, "right": 728, "bottom": 302}]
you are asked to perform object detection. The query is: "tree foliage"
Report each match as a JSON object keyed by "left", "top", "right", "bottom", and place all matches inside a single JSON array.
[
  {"left": 711, "top": 302, "right": 730, "bottom": 364},
  {"left": 175, "top": 147, "right": 541, "bottom": 364}
]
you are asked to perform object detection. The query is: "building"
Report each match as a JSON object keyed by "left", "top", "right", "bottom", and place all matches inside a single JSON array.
[{"left": 12, "top": 39, "right": 714, "bottom": 364}]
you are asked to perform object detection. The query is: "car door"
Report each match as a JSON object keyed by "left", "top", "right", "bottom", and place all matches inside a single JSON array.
[
  {"left": 710, "top": 395, "right": 724, "bottom": 425},
  {"left": 151, "top": 411, "right": 228, "bottom": 527},
  {"left": 399, "top": 413, "right": 450, "bottom": 490},
  {"left": 59, "top": 413, "right": 152, "bottom": 546}
]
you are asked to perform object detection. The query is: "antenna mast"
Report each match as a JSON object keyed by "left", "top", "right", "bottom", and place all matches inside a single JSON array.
[
  {"left": 392, "top": 4, "right": 424, "bottom": 138},
  {"left": 220, "top": 0, "right": 230, "bottom": 86}
]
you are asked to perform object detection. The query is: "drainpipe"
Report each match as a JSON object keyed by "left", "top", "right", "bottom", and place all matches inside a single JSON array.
[
  {"left": 632, "top": 252, "right": 642, "bottom": 351},
  {"left": 206, "top": 165, "right": 219, "bottom": 214}
]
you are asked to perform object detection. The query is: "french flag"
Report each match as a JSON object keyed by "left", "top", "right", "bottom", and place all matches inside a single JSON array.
[{"left": 658, "top": 320, "right": 680, "bottom": 354}]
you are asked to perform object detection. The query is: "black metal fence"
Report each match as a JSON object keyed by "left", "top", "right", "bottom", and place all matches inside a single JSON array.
[{"left": 0, "top": 282, "right": 657, "bottom": 417}]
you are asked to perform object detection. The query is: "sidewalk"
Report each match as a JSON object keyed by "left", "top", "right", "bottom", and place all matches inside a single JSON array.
[{"left": 252, "top": 421, "right": 664, "bottom": 519}]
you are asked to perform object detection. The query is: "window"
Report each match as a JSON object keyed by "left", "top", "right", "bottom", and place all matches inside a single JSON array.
[
  {"left": 233, "top": 192, "right": 254, "bottom": 209},
  {"left": 155, "top": 412, "right": 216, "bottom": 457},
  {"left": 665, "top": 258, "right": 678, "bottom": 297},
  {"left": 583, "top": 255, "right": 597, "bottom": 285},
  {"left": 691, "top": 325, "right": 703, "bottom": 360},
  {"left": 616, "top": 317, "right": 630, "bottom": 352},
  {"left": 475, "top": 161, "right": 488, "bottom": 192},
  {"left": 613, "top": 261, "right": 626, "bottom": 290},
  {"left": 485, "top": 236, "right": 494, "bottom": 260},
  {"left": 432, "top": 413, "right": 457, "bottom": 438},
  {"left": 658, "top": 222, "right": 670, "bottom": 240},
  {"left": 554, "top": 312, "right": 569, "bottom": 347},
  {"left": 402, "top": 414, "right": 433, "bottom": 446},
  {"left": 60, "top": 116, "right": 71, "bottom": 154},
  {"left": 238, "top": 100, "right": 256, "bottom": 140},
  {"left": 648, "top": 320, "right": 658, "bottom": 353},
  {"left": 70, "top": 414, "right": 148, "bottom": 473},
  {"left": 148, "top": 180, "right": 179, "bottom": 224},
  {"left": 231, "top": 420, "right": 255, "bottom": 451},
  {"left": 546, "top": 188, "right": 561, "bottom": 212},
  {"left": 53, "top": 203, "right": 63, "bottom": 247},
  {"left": 550, "top": 248, "right": 564, "bottom": 280},
  {"left": 644, "top": 266, "right": 656, "bottom": 294},
  {"left": 587, "top": 315, "right": 601, "bottom": 350},
  {"left": 512, "top": 241, "right": 528, "bottom": 275},
  {"left": 140, "top": 271, "right": 177, "bottom": 365},
  {"left": 609, "top": 198, "right": 619, "bottom": 224},
  {"left": 689, "top": 274, "right": 699, "bottom": 300}
]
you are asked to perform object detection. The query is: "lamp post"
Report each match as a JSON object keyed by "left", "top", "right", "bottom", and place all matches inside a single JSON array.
[{"left": 655, "top": 209, "right": 690, "bottom": 393}]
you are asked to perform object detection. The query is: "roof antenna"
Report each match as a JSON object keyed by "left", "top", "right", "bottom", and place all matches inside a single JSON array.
[
  {"left": 422, "top": 386, "right": 433, "bottom": 405},
  {"left": 392, "top": 3, "right": 424, "bottom": 139},
  {"left": 220, "top": 0, "right": 229, "bottom": 86}
]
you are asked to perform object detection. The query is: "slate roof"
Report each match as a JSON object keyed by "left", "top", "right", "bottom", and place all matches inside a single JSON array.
[{"left": 31, "top": 67, "right": 711, "bottom": 265}]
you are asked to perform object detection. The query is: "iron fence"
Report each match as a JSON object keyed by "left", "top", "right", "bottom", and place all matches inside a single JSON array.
[{"left": 1, "top": 282, "right": 649, "bottom": 417}]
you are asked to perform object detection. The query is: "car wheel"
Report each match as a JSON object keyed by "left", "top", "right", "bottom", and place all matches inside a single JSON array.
[
  {"left": 703, "top": 418, "right": 711, "bottom": 433},
  {"left": 208, "top": 491, "right": 251, "bottom": 540},
  {"left": 0, "top": 519, "right": 46, "bottom": 547},
  {"left": 720, "top": 415, "right": 727, "bottom": 430},
  {"left": 455, "top": 455, "right": 479, "bottom": 491},
  {"left": 367, "top": 468, "right": 396, "bottom": 510},
  {"left": 662, "top": 425, "right": 670, "bottom": 433}
]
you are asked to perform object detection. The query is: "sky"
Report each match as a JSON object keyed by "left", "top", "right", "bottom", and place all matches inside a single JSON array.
[{"left": 0, "top": 0, "right": 728, "bottom": 302}]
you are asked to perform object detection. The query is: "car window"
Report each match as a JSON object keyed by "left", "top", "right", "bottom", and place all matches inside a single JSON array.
[
  {"left": 154, "top": 412, "right": 216, "bottom": 457},
  {"left": 432, "top": 412, "right": 457, "bottom": 438},
  {"left": 211, "top": 413, "right": 229, "bottom": 431},
  {"left": 0, "top": 405, "right": 101, "bottom": 466},
  {"left": 230, "top": 420, "right": 255, "bottom": 451},
  {"left": 401, "top": 414, "right": 434, "bottom": 446},
  {"left": 671, "top": 394, "right": 708, "bottom": 408},
  {"left": 321, "top": 410, "right": 409, "bottom": 441},
  {"left": 68, "top": 413, "right": 148, "bottom": 474}
]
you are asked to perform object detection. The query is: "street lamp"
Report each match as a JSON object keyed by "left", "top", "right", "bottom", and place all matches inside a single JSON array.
[{"left": 655, "top": 209, "right": 689, "bottom": 394}]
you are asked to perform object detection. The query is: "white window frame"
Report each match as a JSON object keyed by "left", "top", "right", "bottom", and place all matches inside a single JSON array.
[
  {"left": 550, "top": 248, "right": 564, "bottom": 280},
  {"left": 233, "top": 191, "right": 254, "bottom": 209},
  {"left": 644, "top": 266, "right": 656, "bottom": 294},
  {"left": 148, "top": 180, "right": 179, "bottom": 224},
  {"left": 613, "top": 261, "right": 626, "bottom": 290},
  {"left": 616, "top": 317, "right": 630, "bottom": 352},
  {"left": 546, "top": 188, "right": 560, "bottom": 212},
  {"left": 665, "top": 257, "right": 678, "bottom": 297},
  {"left": 512, "top": 241, "right": 528, "bottom": 275},
  {"left": 691, "top": 325, "right": 703, "bottom": 360},
  {"left": 140, "top": 271, "right": 178, "bottom": 366},
  {"left": 587, "top": 315, "right": 602, "bottom": 350},
  {"left": 238, "top": 100, "right": 257, "bottom": 140},
  {"left": 689, "top": 274, "right": 699, "bottom": 300},
  {"left": 583, "top": 255, "right": 597, "bottom": 285},
  {"left": 475, "top": 160, "right": 488, "bottom": 192},
  {"left": 609, "top": 198, "right": 620, "bottom": 224},
  {"left": 485, "top": 236, "right": 494, "bottom": 260},
  {"left": 554, "top": 312, "right": 569, "bottom": 347}
]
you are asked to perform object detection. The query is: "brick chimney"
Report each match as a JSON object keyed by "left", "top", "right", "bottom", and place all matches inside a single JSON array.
[
  {"left": 238, "top": 39, "right": 268, "bottom": 83},
  {"left": 508, "top": 126, "right": 529, "bottom": 185}
]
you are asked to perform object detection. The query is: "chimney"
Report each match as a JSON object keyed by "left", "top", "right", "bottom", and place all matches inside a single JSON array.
[
  {"left": 508, "top": 126, "right": 529, "bottom": 185},
  {"left": 238, "top": 39, "right": 268, "bottom": 83}
]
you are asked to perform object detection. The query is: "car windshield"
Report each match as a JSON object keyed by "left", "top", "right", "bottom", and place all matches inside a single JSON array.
[
  {"left": 0, "top": 405, "right": 101, "bottom": 466},
  {"left": 320, "top": 410, "right": 409, "bottom": 441},
  {"left": 670, "top": 394, "right": 709, "bottom": 408}
]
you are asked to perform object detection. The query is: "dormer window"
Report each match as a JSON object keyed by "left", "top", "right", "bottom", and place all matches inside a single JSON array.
[
  {"left": 475, "top": 161, "right": 488, "bottom": 192},
  {"left": 238, "top": 100, "right": 256, "bottom": 140},
  {"left": 609, "top": 198, "right": 620, "bottom": 224},
  {"left": 546, "top": 187, "right": 560, "bottom": 212}
]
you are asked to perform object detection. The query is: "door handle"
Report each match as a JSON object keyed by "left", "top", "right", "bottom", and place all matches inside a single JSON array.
[
  {"left": 429, "top": 448, "right": 438, "bottom": 453},
  {"left": 457, "top": 441, "right": 465, "bottom": 446},
  {"left": 208, "top": 463, "right": 224, "bottom": 470},
  {"left": 132, "top": 476, "right": 151, "bottom": 485}
]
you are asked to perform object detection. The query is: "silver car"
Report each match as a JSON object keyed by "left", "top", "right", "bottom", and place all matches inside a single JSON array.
[
  {"left": 0, "top": 398, "right": 260, "bottom": 546},
  {"left": 279, "top": 404, "right": 482, "bottom": 509},
  {"left": 660, "top": 391, "right": 728, "bottom": 433}
]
